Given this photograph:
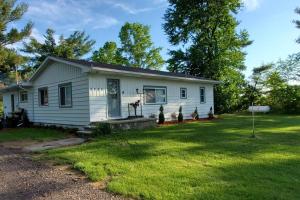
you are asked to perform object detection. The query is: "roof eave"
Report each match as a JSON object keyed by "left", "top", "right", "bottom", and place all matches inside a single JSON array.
[{"left": 90, "top": 67, "right": 220, "bottom": 84}]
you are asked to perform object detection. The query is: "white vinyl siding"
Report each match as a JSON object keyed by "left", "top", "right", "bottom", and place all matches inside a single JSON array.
[
  {"left": 32, "top": 62, "right": 90, "bottom": 126},
  {"left": 88, "top": 73, "right": 214, "bottom": 122}
]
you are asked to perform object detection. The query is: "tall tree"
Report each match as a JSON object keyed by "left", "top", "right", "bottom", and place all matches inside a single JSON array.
[
  {"left": 294, "top": 7, "right": 300, "bottom": 44},
  {"left": 0, "top": 0, "right": 33, "bottom": 74},
  {"left": 119, "top": 22, "right": 164, "bottom": 69},
  {"left": 91, "top": 41, "right": 125, "bottom": 65},
  {"left": 163, "top": 0, "right": 252, "bottom": 113},
  {"left": 23, "top": 28, "right": 95, "bottom": 68}
]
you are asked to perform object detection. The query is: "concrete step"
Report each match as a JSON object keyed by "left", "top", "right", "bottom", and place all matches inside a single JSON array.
[
  {"left": 76, "top": 130, "right": 93, "bottom": 138},
  {"left": 83, "top": 125, "right": 96, "bottom": 131}
]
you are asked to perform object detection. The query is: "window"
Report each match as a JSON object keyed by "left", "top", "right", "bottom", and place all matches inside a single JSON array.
[
  {"left": 200, "top": 87, "right": 205, "bottom": 103},
  {"left": 180, "top": 88, "right": 187, "bottom": 99},
  {"left": 20, "top": 91, "right": 28, "bottom": 103},
  {"left": 144, "top": 86, "right": 167, "bottom": 104},
  {"left": 59, "top": 83, "right": 72, "bottom": 107},
  {"left": 39, "top": 88, "right": 48, "bottom": 106}
]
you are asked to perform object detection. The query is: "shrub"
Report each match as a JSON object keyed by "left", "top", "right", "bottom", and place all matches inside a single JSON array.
[
  {"left": 208, "top": 106, "right": 214, "bottom": 119},
  {"left": 192, "top": 107, "right": 199, "bottom": 120},
  {"left": 178, "top": 106, "right": 183, "bottom": 122},
  {"left": 92, "top": 123, "right": 112, "bottom": 136},
  {"left": 158, "top": 105, "right": 165, "bottom": 124}
]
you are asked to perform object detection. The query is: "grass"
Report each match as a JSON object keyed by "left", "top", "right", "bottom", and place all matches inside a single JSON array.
[
  {"left": 44, "top": 114, "right": 300, "bottom": 200},
  {"left": 0, "top": 128, "right": 69, "bottom": 142}
]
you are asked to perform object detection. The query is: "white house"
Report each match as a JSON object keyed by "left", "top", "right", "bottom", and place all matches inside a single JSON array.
[{"left": 1, "top": 56, "right": 219, "bottom": 128}]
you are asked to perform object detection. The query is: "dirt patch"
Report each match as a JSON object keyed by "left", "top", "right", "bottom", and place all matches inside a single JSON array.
[
  {"left": 0, "top": 140, "right": 39, "bottom": 149},
  {"left": 0, "top": 146, "right": 126, "bottom": 200}
]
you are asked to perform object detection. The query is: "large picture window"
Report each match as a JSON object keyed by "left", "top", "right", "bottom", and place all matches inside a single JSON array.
[
  {"left": 39, "top": 88, "right": 48, "bottom": 106},
  {"left": 59, "top": 83, "right": 72, "bottom": 107},
  {"left": 144, "top": 86, "right": 167, "bottom": 104},
  {"left": 200, "top": 87, "right": 206, "bottom": 103},
  {"left": 20, "top": 91, "right": 28, "bottom": 103}
]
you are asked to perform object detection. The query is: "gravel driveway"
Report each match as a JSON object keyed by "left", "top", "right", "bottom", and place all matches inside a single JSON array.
[{"left": 0, "top": 146, "right": 126, "bottom": 200}]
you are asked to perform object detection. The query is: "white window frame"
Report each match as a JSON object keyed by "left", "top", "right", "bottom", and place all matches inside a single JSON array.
[
  {"left": 180, "top": 88, "right": 187, "bottom": 99},
  {"left": 38, "top": 87, "right": 48, "bottom": 106},
  {"left": 58, "top": 83, "right": 72, "bottom": 108},
  {"left": 143, "top": 86, "right": 167, "bottom": 105},
  {"left": 19, "top": 91, "right": 28, "bottom": 103},
  {"left": 200, "top": 87, "right": 206, "bottom": 103}
]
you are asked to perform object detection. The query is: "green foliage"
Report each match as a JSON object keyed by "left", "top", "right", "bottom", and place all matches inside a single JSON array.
[
  {"left": 91, "top": 41, "right": 125, "bottom": 65},
  {"left": 23, "top": 28, "right": 95, "bottom": 68},
  {"left": 92, "top": 123, "right": 112, "bottom": 136},
  {"left": 276, "top": 53, "right": 300, "bottom": 82},
  {"left": 45, "top": 114, "right": 300, "bottom": 200},
  {"left": 178, "top": 106, "right": 183, "bottom": 122},
  {"left": 163, "top": 0, "right": 252, "bottom": 113},
  {"left": 92, "top": 22, "right": 164, "bottom": 70},
  {"left": 119, "top": 22, "right": 164, "bottom": 69},
  {"left": 214, "top": 68, "right": 246, "bottom": 113},
  {"left": 158, "top": 105, "right": 165, "bottom": 124},
  {"left": 0, "top": 0, "right": 32, "bottom": 74},
  {"left": 294, "top": 7, "right": 300, "bottom": 44}
]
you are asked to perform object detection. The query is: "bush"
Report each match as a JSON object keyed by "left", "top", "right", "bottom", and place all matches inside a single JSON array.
[
  {"left": 158, "top": 105, "right": 165, "bottom": 124},
  {"left": 92, "top": 123, "right": 112, "bottom": 136},
  {"left": 178, "top": 106, "right": 183, "bottom": 122},
  {"left": 192, "top": 107, "right": 199, "bottom": 120}
]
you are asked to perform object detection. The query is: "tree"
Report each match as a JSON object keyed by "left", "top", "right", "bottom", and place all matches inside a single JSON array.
[
  {"left": 163, "top": 0, "right": 252, "bottom": 113},
  {"left": 294, "top": 7, "right": 300, "bottom": 44},
  {"left": 91, "top": 41, "right": 125, "bottom": 65},
  {"left": 276, "top": 53, "right": 300, "bottom": 82},
  {"left": 23, "top": 28, "right": 95, "bottom": 68},
  {"left": 119, "top": 22, "right": 164, "bottom": 69},
  {"left": 0, "top": 0, "right": 33, "bottom": 74}
]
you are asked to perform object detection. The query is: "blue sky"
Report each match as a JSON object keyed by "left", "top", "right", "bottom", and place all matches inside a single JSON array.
[{"left": 14, "top": 0, "right": 300, "bottom": 77}]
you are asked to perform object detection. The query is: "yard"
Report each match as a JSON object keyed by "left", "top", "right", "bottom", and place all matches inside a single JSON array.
[
  {"left": 41, "top": 114, "right": 300, "bottom": 199},
  {"left": 0, "top": 128, "right": 69, "bottom": 142}
]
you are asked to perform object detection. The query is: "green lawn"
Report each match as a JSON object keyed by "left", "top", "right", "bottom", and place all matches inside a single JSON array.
[
  {"left": 45, "top": 114, "right": 300, "bottom": 200},
  {"left": 0, "top": 128, "right": 69, "bottom": 142}
]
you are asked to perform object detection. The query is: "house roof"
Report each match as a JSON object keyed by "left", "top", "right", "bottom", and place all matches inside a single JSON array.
[
  {"left": 53, "top": 56, "right": 217, "bottom": 82},
  {"left": 30, "top": 56, "right": 219, "bottom": 84}
]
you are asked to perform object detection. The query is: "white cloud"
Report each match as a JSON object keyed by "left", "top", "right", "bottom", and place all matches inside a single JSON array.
[
  {"left": 242, "top": 0, "right": 262, "bottom": 11},
  {"left": 26, "top": 0, "right": 119, "bottom": 31}
]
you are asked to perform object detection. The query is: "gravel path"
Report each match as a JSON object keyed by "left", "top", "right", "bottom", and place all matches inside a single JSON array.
[{"left": 0, "top": 146, "right": 126, "bottom": 200}]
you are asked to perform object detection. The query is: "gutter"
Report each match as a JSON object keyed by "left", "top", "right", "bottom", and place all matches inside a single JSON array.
[{"left": 90, "top": 67, "right": 221, "bottom": 84}]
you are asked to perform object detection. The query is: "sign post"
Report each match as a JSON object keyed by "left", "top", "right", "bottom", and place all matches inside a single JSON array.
[
  {"left": 251, "top": 102, "right": 255, "bottom": 138},
  {"left": 248, "top": 105, "right": 270, "bottom": 138}
]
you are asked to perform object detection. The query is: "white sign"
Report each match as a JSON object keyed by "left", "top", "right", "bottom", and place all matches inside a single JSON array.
[{"left": 248, "top": 106, "right": 270, "bottom": 113}]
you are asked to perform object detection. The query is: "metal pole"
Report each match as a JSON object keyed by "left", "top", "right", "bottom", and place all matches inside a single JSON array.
[{"left": 252, "top": 102, "right": 255, "bottom": 138}]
